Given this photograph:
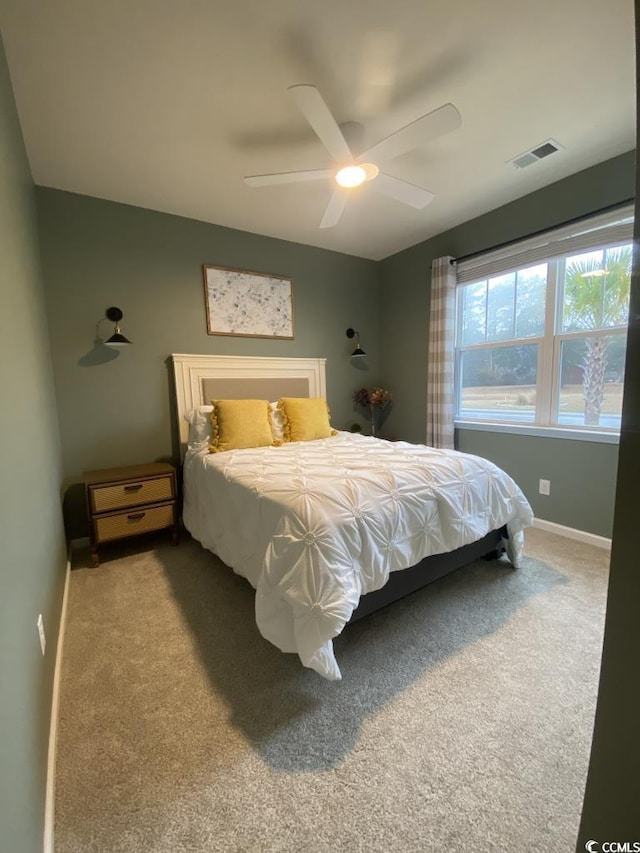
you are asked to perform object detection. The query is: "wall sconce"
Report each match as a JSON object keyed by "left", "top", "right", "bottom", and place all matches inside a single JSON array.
[
  {"left": 104, "top": 307, "right": 132, "bottom": 347},
  {"left": 346, "top": 327, "right": 366, "bottom": 357}
]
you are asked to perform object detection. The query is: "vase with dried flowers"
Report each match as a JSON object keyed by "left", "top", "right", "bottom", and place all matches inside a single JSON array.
[{"left": 353, "top": 386, "right": 392, "bottom": 436}]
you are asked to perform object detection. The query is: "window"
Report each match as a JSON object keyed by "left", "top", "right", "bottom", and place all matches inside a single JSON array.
[{"left": 455, "top": 206, "right": 633, "bottom": 434}]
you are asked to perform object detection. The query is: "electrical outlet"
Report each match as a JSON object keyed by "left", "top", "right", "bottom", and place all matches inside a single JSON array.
[
  {"left": 37, "top": 614, "right": 46, "bottom": 656},
  {"left": 539, "top": 479, "right": 551, "bottom": 496}
]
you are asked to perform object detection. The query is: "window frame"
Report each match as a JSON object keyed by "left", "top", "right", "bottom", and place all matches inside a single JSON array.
[{"left": 453, "top": 207, "right": 634, "bottom": 440}]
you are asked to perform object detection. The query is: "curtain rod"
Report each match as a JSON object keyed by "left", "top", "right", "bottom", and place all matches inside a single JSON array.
[{"left": 449, "top": 197, "right": 635, "bottom": 266}]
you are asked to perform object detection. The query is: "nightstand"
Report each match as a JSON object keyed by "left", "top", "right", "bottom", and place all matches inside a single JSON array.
[{"left": 84, "top": 462, "right": 178, "bottom": 566}]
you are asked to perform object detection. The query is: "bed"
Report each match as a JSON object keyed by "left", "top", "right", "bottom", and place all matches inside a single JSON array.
[{"left": 171, "top": 353, "right": 534, "bottom": 680}]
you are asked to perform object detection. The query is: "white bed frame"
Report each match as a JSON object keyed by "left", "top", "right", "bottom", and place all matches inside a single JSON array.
[{"left": 171, "top": 353, "right": 327, "bottom": 458}]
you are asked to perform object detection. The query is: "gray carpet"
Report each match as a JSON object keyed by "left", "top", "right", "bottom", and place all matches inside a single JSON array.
[{"left": 55, "top": 528, "right": 609, "bottom": 852}]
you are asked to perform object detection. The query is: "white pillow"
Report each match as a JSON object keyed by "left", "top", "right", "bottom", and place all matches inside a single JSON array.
[
  {"left": 269, "top": 401, "right": 285, "bottom": 443},
  {"left": 185, "top": 405, "right": 213, "bottom": 449}
]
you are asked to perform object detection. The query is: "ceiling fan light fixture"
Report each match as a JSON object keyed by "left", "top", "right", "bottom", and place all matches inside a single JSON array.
[
  {"left": 335, "top": 163, "right": 379, "bottom": 188},
  {"left": 336, "top": 165, "right": 367, "bottom": 188}
]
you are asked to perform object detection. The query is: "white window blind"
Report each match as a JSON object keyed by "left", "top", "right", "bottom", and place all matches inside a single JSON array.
[{"left": 456, "top": 204, "right": 634, "bottom": 284}]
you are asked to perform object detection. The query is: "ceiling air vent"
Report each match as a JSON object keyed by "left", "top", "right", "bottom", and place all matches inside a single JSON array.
[{"left": 510, "top": 139, "right": 562, "bottom": 170}]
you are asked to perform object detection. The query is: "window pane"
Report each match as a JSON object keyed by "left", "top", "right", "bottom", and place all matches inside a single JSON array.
[
  {"left": 561, "top": 244, "right": 632, "bottom": 333},
  {"left": 515, "top": 263, "right": 547, "bottom": 337},
  {"left": 556, "top": 334, "right": 626, "bottom": 429},
  {"left": 458, "top": 344, "right": 538, "bottom": 422},
  {"left": 486, "top": 273, "right": 515, "bottom": 341},
  {"left": 461, "top": 282, "right": 487, "bottom": 345}
]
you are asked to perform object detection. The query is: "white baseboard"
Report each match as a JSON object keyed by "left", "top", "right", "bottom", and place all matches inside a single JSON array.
[
  {"left": 533, "top": 517, "right": 612, "bottom": 551},
  {"left": 43, "top": 548, "right": 72, "bottom": 853}
]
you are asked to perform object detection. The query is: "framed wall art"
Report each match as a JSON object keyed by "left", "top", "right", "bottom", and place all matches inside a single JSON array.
[{"left": 202, "top": 264, "right": 295, "bottom": 339}]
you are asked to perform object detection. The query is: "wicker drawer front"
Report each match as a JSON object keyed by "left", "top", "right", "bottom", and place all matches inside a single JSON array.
[
  {"left": 91, "top": 476, "right": 173, "bottom": 512},
  {"left": 95, "top": 503, "right": 174, "bottom": 543}
]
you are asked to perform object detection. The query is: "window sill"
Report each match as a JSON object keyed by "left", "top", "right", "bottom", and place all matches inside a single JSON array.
[{"left": 454, "top": 420, "right": 620, "bottom": 444}]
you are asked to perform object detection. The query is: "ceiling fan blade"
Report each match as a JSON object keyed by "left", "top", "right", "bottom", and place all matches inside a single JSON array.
[
  {"left": 372, "top": 173, "right": 435, "bottom": 209},
  {"left": 289, "top": 84, "right": 353, "bottom": 164},
  {"left": 244, "top": 169, "right": 333, "bottom": 187},
  {"left": 359, "top": 103, "right": 462, "bottom": 163},
  {"left": 320, "top": 190, "right": 347, "bottom": 229}
]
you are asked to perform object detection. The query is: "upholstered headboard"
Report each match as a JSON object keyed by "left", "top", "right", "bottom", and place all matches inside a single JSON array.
[{"left": 170, "top": 354, "right": 327, "bottom": 458}]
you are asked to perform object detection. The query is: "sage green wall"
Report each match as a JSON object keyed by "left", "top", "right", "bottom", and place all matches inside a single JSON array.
[
  {"left": 36, "top": 189, "right": 381, "bottom": 537},
  {"left": 455, "top": 430, "right": 619, "bottom": 538},
  {"left": 379, "top": 151, "right": 635, "bottom": 537},
  {"left": 0, "top": 34, "right": 68, "bottom": 853}
]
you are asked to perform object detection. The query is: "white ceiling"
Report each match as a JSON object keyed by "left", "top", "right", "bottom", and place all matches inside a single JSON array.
[{"left": 0, "top": 0, "right": 635, "bottom": 261}]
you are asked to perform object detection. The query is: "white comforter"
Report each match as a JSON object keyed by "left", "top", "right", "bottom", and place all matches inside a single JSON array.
[{"left": 183, "top": 432, "right": 533, "bottom": 680}]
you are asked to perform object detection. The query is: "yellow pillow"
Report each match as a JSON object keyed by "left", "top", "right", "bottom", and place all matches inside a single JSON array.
[
  {"left": 278, "top": 397, "right": 336, "bottom": 442},
  {"left": 209, "top": 399, "right": 274, "bottom": 453}
]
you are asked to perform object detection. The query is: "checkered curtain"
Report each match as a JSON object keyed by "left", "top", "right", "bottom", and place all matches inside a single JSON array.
[{"left": 426, "top": 256, "right": 457, "bottom": 449}]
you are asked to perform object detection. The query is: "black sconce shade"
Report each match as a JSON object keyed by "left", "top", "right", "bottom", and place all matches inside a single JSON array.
[
  {"left": 104, "top": 306, "right": 132, "bottom": 346},
  {"left": 346, "top": 327, "right": 366, "bottom": 357}
]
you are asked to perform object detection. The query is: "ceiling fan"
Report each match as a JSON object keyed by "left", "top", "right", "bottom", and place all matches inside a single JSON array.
[{"left": 244, "top": 85, "right": 462, "bottom": 228}]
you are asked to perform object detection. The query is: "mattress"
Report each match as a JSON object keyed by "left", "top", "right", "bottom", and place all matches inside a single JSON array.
[{"left": 183, "top": 432, "right": 534, "bottom": 680}]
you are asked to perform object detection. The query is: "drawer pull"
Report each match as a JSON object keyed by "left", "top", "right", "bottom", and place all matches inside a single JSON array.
[
  {"left": 124, "top": 483, "right": 143, "bottom": 492},
  {"left": 127, "top": 512, "right": 146, "bottom": 521}
]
